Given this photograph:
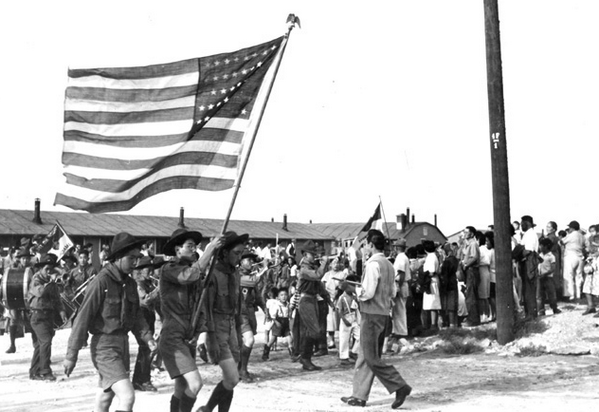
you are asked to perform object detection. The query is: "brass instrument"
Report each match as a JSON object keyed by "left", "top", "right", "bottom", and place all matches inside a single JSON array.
[{"left": 72, "top": 274, "right": 95, "bottom": 302}]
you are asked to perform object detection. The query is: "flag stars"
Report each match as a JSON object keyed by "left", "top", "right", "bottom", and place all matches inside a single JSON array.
[
  {"left": 199, "top": 105, "right": 206, "bottom": 111},
  {"left": 224, "top": 58, "right": 230, "bottom": 64},
  {"left": 244, "top": 56, "right": 250, "bottom": 61},
  {"left": 271, "top": 45, "right": 277, "bottom": 50},
  {"left": 214, "top": 61, "right": 220, "bottom": 66},
  {"left": 211, "top": 90, "right": 217, "bottom": 95},
  {"left": 242, "top": 69, "right": 248, "bottom": 75},
  {"left": 234, "top": 57, "right": 239, "bottom": 62},
  {"left": 222, "top": 74, "right": 229, "bottom": 79},
  {"left": 232, "top": 72, "right": 238, "bottom": 77},
  {"left": 257, "top": 61, "right": 262, "bottom": 67},
  {"left": 213, "top": 76, "right": 219, "bottom": 81},
  {"left": 220, "top": 88, "right": 227, "bottom": 94},
  {"left": 262, "top": 50, "right": 268, "bottom": 55},
  {"left": 241, "top": 109, "right": 247, "bottom": 115},
  {"left": 208, "top": 104, "right": 214, "bottom": 109},
  {"left": 252, "top": 53, "right": 258, "bottom": 58}
]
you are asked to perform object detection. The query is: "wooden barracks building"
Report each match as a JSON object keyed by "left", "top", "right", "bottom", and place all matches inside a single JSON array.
[{"left": 0, "top": 200, "right": 447, "bottom": 267}]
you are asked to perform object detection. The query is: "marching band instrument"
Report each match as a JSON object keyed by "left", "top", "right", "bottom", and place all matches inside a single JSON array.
[{"left": 1, "top": 267, "right": 34, "bottom": 310}]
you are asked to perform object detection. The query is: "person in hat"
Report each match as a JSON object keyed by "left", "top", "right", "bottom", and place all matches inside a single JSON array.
[
  {"left": 196, "top": 231, "right": 248, "bottom": 412},
  {"left": 27, "top": 254, "right": 68, "bottom": 381},
  {"left": 131, "top": 256, "right": 160, "bottom": 392},
  {"left": 294, "top": 239, "right": 329, "bottom": 371},
  {"left": 519, "top": 215, "right": 540, "bottom": 320},
  {"left": 66, "top": 249, "right": 97, "bottom": 301},
  {"left": 560, "top": 220, "right": 586, "bottom": 302},
  {"left": 4, "top": 247, "right": 34, "bottom": 354},
  {"left": 63, "top": 232, "right": 157, "bottom": 412},
  {"left": 340, "top": 229, "right": 412, "bottom": 409},
  {"left": 237, "top": 250, "right": 267, "bottom": 381},
  {"left": 159, "top": 228, "right": 223, "bottom": 412}
]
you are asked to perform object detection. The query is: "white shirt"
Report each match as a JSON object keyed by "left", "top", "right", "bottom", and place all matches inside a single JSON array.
[{"left": 521, "top": 228, "right": 539, "bottom": 252}]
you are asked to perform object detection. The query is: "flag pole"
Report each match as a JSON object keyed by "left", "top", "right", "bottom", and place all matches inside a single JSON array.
[
  {"left": 378, "top": 196, "right": 392, "bottom": 243},
  {"left": 190, "top": 15, "right": 299, "bottom": 335},
  {"left": 219, "top": 16, "right": 298, "bottom": 234}
]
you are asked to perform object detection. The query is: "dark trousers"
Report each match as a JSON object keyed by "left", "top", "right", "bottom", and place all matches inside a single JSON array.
[
  {"left": 297, "top": 295, "right": 320, "bottom": 360},
  {"left": 521, "top": 274, "right": 537, "bottom": 318},
  {"left": 537, "top": 276, "right": 558, "bottom": 313},
  {"left": 352, "top": 312, "right": 408, "bottom": 401},
  {"left": 30, "top": 311, "right": 55, "bottom": 376},
  {"left": 317, "top": 300, "right": 328, "bottom": 349},
  {"left": 465, "top": 267, "right": 480, "bottom": 325},
  {"left": 133, "top": 308, "right": 155, "bottom": 384}
]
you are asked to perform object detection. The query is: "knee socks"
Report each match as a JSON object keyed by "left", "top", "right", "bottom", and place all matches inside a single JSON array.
[{"left": 179, "top": 393, "right": 196, "bottom": 412}]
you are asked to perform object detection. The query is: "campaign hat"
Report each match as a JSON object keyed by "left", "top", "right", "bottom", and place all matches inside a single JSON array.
[
  {"left": 16, "top": 248, "right": 32, "bottom": 258},
  {"left": 107, "top": 232, "right": 145, "bottom": 261},
  {"left": 134, "top": 256, "right": 154, "bottom": 270},
  {"left": 222, "top": 231, "right": 249, "bottom": 250},
  {"left": 301, "top": 240, "right": 319, "bottom": 255},
  {"left": 162, "top": 228, "right": 203, "bottom": 256},
  {"left": 34, "top": 254, "right": 58, "bottom": 268}
]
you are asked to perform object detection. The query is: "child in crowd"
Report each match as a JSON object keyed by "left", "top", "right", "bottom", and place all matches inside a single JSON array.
[
  {"left": 288, "top": 281, "right": 301, "bottom": 361},
  {"left": 262, "top": 287, "right": 279, "bottom": 359},
  {"left": 336, "top": 275, "right": 360, "bottom": 366},
  {"left": 262, "top": 288, "right": 292, "bottom": 360},
  {"left": 537, "top": 238, "right": 561, "bottom": 316}
]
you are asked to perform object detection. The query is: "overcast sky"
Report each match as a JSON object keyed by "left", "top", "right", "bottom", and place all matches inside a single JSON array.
[{"left": 1, "top": 0, "right": 598, "bottom": 237}]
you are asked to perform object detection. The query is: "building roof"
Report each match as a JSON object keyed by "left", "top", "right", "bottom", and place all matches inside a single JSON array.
[
  {"left": 0, "top": 209, "right": 447, "bottom": 244},
  {"left": 0, "top": 209, "right": 330, "bottom": 241}
]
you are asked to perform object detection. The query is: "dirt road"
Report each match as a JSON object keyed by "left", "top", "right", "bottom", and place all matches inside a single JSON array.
[{"left": 1, "top": 304, "right": 598, "bottom": 412}]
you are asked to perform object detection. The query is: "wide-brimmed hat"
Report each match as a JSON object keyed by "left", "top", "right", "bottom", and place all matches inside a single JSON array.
[
  {"left": 567, "top": 220, "right": 580, "bottom": 231},
  {"left": 241, "top": 249, "right": 259, "bottom": 261},
  {"left": 16, "top": 248, "right": 32, "bottom": 258},
  {"left": 521, "top": 215, "right": 536, "bottom": 227},
  {"left": 107, "top": 232, "right": 145, "bottom": 261},
  {"left": 222, "top": 231, "right": 249, "bottom": 250},
  {"left": 162, "top": 228, "right": 203, "bottom": 256},
  {"left": 301, "top": 240, "right": 319, "bottom": 255},
  {"left": 61, "top": 254, "right": 77, "bottom": 264},
  {"left": 35, "top": 254, "right": 58, "bottom": 267},
  {"left": 134, "top": 256, "right": 153, "bottom": 270}
]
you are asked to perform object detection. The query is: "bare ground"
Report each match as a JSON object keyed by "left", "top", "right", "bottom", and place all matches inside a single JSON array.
[{"left": 1, "top": 300, "right": 598, "bottom": 412}]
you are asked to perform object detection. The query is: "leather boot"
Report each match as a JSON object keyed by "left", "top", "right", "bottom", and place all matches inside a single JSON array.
[
  {"left": 179, "top": 393, "right": 197, "bottom": 412},
  {"left": 261, "top": 344, "right": 270, "bottom": 361},
  {"left": 200, "top": 381, "right": 227, "bottom": 412},
  {"left": 169, "top": 395, "right": 180, "bottom": 412},
  {"left": 239, "top": 345, "right": 254, "bottom": 382},
  {"left": 218, "top": 387, "right": 234, "bottom": 412}
]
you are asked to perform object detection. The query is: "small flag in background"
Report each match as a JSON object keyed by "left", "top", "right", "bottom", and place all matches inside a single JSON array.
[
  {"left": 55, "top": 36, "right": 285, "bottom": 213},
  {"left": 361, "top": 203, "right": 383, "bottom": 232},
  {"left": 37, "top": 222, "right": 74, "bottom": 260}
]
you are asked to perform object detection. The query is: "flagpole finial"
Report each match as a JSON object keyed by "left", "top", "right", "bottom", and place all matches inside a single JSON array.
[{"left": 286, "top": 13, "right": 301, "bottom": 32}]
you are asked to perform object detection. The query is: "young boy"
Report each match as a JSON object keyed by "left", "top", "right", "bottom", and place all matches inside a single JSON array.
[
  {"left": 337, "top": 275, "right": 360, "bottom": 366},
  {"left": 262, "top": 287, "right": 279, "bottom": 360},
  {"left": 538, "top": 238, "right": 561, "bottom": 316},
  {"left": 262, "top": 288, "right": 292, "bottom": 360}
]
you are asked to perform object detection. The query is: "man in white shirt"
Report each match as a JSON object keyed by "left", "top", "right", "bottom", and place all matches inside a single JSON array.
[
  {"left": 520, "top": 215, "right": 539, "bottom": 319},
  {"left": 340, "top": 230, "right": 412, "bottom": 409}
]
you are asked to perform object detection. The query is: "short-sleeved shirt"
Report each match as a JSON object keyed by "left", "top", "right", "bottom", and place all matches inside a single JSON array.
[{"left": 539, "top": 251, "right": 556, "bottom": 277}]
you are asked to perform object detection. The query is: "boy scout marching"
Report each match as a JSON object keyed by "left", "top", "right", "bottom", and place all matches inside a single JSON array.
[{"left": 2, "top": 229, "right": 416, "bottom": 411}]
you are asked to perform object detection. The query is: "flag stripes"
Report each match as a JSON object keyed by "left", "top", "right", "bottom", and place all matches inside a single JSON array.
[{"left": 55, "top": 36, "right": 284, "bottom": 213}]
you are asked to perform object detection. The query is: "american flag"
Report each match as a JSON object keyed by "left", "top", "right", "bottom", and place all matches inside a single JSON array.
[
  {"left": 54, "top": 36, "right": 284, "bottom": 213},
  {"left": 362, "top": 203, "right": 383, "bottom": 232}
]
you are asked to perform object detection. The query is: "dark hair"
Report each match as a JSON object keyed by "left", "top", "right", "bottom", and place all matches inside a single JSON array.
[
  {"left": 415, "top": 244, "right": 425, "bottom": 256},
  {"left": 277, "top": 287, "right": 288, "bottom": 295},
  {"left": 540, "top": 238, "right": 553, "bottom": 249},
  {"left": 484, "top": 231, "right": 495, "bottom": 249},
  {"left": 548, "top": 221, "right": 557, "bottom": 231},
  {"left": 475, "top": 231, "right": 486, "bottom": 246},
  {"left": 367, "top": 229, "right": 386, "bottom": 251},
  {"left": 78, "top": 249, "right": 90, "bottom": 257},
  {"left": 423, "top": 240, "right": 436, "bottom": 253},
  {"left": 558, "top": 230, "right": 567, "bottom": 237},
  {"left": 466, "top": 226, "right": 476, "bottom": 235},
  {"left": 406, "top": 247, "right": 418, "bottom": 259}
]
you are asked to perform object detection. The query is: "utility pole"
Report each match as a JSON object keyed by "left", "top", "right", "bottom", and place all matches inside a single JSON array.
[{"left": 484, "top": 0, "right": 514, "bottom": 344}]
